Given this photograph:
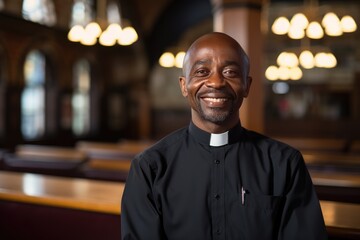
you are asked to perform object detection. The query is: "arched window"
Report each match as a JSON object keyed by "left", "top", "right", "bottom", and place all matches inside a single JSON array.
[
  {"left": 70, "top": 0, "right": 94, "bottom": 26},
  {"left": 21, "top": 50, "right": 46, "bottom": 140},
  {"left": 72, "top": 59, "right": 91, "bottom": 136},
  {"left": 0, "top": 45, "right": 4, "bottom": 137},
  {"left": 22, "top": 0, "right": 56, "bottom": 26}
]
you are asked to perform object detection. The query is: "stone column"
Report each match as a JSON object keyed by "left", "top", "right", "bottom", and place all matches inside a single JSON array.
[{"left": 212, "top": 0, "right": 266, "bottom": 133}]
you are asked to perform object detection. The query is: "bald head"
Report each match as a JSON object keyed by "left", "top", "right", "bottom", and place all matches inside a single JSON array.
[{"left": 182, "top": 32, "right": 250, "bottom": 80}]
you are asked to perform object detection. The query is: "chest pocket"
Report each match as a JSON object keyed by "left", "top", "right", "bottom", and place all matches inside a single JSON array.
[{"left": 228, "top": 193, "right": 285, "bottom": 240}]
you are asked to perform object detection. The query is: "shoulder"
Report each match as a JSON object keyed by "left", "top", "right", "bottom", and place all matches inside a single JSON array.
[
  {"left": 242, "top": 128, "right": 303, "bottom": 162},
  {"left": 133, "top": 126, "right": 189, "bottom": 168}
]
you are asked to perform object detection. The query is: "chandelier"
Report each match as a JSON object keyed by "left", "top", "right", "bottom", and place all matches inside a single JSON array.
[
  {"left": 67, "top": 0, "right": 138, "bottom": 47},
  {"left": 265, "top": 0, "right": 357, "bottom": 81}
]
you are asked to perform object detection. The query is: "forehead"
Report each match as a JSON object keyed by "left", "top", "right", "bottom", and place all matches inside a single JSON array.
[{"left": 187, "top": 37, "right": 242, "bottom": 65}]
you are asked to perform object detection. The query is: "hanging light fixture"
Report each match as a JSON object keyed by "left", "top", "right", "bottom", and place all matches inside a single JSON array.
[
  {"left": 159, "top": 51, "right": 186, "bottom": 68},
  {"left": 68, "top": 0, "right": 138, "bottom": 47},
  {"left": 271, "top": 5, "right": 357, "bottom": 40}
]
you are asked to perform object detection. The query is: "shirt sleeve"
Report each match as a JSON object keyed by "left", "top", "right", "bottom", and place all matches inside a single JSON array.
[
  {"left": 278, "top": 152, "right": 328, "bottom": 240},
  {"left": 121, "top": 155, "right": 165, "bottom": 240}
]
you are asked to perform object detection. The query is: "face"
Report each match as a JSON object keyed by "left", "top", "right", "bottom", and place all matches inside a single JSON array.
[{"left": 179, "top": 33, "right": 252, "bottom": 132}]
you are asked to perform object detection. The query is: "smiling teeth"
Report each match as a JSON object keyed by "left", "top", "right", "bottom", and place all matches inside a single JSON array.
[{"left": 204, "top": 97, "right": 227, "bottom": 102}]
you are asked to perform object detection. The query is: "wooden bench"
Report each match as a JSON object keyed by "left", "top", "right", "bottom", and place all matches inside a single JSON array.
[
  {"left": 310, "top": 170, "right": 360, "bottom": 203},
  {"left": 274, "top": 137, "right": 348, "bottom": 154},
  {"left": 0, "top": 170, "right": 123, "bottom": 240},
  {"left": 0, "top": 171, "right": 359, "bottom": 240},
  {"left": 76, "top": 140, "right": 152, "bottom": 159},
  {"left": 304, "top": 153, "right": 360, "bottom": 173},
  {"left": 3, "top": 144, "right": 87, "bottom": 177},
  {"left": 350, "top": 140, "right": 360, "bottom": 154},
  {"left": 76, "top": 140, "right": 151, "bottom": 182}
]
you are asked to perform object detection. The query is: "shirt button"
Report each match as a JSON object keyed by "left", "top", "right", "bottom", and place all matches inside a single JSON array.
[
  {"left": 214, "top": 194, "right": 220, "bottom": 200},
  {"left": 214, "top": 159, "right": 220, "bottom": 164},
  {"left": 216, "top": 229, "right": 221, "bottom": 235}
]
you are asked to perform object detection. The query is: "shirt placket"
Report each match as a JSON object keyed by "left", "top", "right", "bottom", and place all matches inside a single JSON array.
[{"left": 210, "top": 147, "right": 226, "bottom": 240}]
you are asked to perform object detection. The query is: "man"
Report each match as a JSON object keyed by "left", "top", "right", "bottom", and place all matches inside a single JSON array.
[{"left": 121, "top": 32, "right": 327, "bottom": 240}]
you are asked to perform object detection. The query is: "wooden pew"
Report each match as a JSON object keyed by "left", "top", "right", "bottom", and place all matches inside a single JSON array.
[
  {"left": 310, "top": 170, "right": 360, "bottom": 203},
  {"left": 350, "top": 140, "right": 360, "bottom": 154},
  {"left": 0, "top": 171, "right": 359, "bottom": 240},
  {"left": 274, "top": 137, "right": 348, "bottom": 154},
  {"left": 76, "top": 140, "right": 151, "bottom": 182},
  {"left": 0, "top": 171, "right": 123, "bottom": 240},
  {"left": 304, "top": 153, "right": 360, "bottom": 173},
  {"left": 3, "top": 144, "right": 87, "bottom": 177},
  {"left": 76, "top": 140, "right": 152, "bottom": 159}
]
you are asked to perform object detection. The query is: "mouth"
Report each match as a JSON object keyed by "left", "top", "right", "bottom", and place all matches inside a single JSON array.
[
  {"left": 200, "top": 96, "right": 231, "bottom": 107},
  {"left": 202, "top": 97, "right": 229, "bottom": 103}
]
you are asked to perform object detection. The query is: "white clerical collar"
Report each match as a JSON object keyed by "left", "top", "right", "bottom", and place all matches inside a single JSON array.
[{"left": 209, "top": 131, "right": 229, "bottom": 147}]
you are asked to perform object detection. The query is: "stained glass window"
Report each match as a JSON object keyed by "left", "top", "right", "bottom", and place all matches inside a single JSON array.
[
  {"left": 22, "top": 0, "right": 56, "bottom": 26},
  {"left": 21, "top": 50, "right": 46, "bottom": 140},
  {"left": 72, "top": 59, "right": 91, "bottom": 136}
]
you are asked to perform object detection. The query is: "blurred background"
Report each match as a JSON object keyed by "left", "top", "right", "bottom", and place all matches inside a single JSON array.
[
  {"left": 0, "top": 0, "right": 359, "bottom": 147},
  {"left": 0, "top": 1, "right": 359, "bottom": 239}
]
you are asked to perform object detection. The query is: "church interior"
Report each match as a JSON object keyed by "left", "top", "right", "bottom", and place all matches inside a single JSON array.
[{"left": 0, "top": 0, "right": 359, "bottom": 239}]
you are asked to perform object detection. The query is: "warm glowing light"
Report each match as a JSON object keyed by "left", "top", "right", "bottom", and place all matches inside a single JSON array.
[
  {"left": 324, "top": 23, "right": 343, "bottom": 36},
  {"left": 299, "top": 50, "right": 315, "bottom": 69},
  {"left": 106, "top": 23, "right": 122, "bottom": 39},
  {"left": 99, "top": 30, "right": 117, "bottom": 46},
  {"left": 80, "top": 31, "right": 97, "bottom": 46},
  {"left": 272, "top": 17, "right": 290, "bottom": 35},
  {"left": 118, "top": 26, "right": 138, "bottom": 46},
  {"left": 159, "top": 52, "right": 175, "bottom": 68},
  {"left": 289, "top": 67, "right": 302, "bottom": 80},
  {"left": 84, "top": 22, "right": 102, "bottom": 38},
  {"left": 265, "top": 65, "right": 279, "bottom": 81},
  {"left": 278, "top": 66, "right": 291, "bottom": 80},
  {"left": 322, "top": 12, "right": 340, "bottom": 28},
  {"left": 341, "top": 15, "right": 357, "bottom": 33},
  {"left": 175, "top": 51, "right": 186, "bottom": 68},
  {"left": 290, "top": 13, "right": 309, "bottom": 30},
  {"left": 314, "top": 52, "right": 328, "bottom": 68},
  {"left": 68, "top": 25, "right": 85, "bottom": 42},
  {"left": 277, "top": 52, "right": 299, "bottom": 68},
  {"left": 288, "top": 25, "right": 305, "bottom": 39},
  {"left": 306, "top": 21, "right": 324, "bottom": 39}
]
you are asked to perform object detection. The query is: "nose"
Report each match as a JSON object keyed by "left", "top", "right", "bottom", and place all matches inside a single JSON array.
[{"left": 205, "top": 71, "right": 226, "bottom": 89}]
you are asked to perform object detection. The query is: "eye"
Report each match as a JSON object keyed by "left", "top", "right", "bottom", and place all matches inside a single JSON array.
[
  {"left": 194, "top": 68, "right": 210, "bottom": 77},
  {"left": 223, "top": 68, "right": 240, "bottom": 78}
]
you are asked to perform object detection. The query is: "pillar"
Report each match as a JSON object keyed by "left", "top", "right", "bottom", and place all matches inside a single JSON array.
[{"left": 212, "top": 0, "right": 266, "bottom": 133}]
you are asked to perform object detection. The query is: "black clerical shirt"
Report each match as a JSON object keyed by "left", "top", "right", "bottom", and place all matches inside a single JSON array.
[{"left": 121, "top": 122, "right": 328, "bottom": 240}]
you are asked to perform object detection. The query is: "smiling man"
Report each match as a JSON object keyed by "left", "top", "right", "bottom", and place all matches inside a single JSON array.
[{"left": 121, "top": 32, "right": 327, "bottom": 240}]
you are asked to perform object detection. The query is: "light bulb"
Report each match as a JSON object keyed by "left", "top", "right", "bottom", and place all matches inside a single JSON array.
[
  {"left": 341, "top": 15, "right": 357, "bottom": 33},
  {"left": 118, "top": 26, "right": 138, "bottom": 46},
  {"left": 159, "top": 52, "right": 175, "bottom": 68},
  {"left": 288, "top": 25, "right": 305, "bottom": 39},
  {"left": 68, "top": 25, "right": 85, "bottom": 42},
  {"left": 272, "top": 17, "right": 290, "bottom": 35},
  {"left": 290, "top": 13, "right": 309, "bottom": 30},
  {"left": 289, "top": 67, "right": 302, "bottom": 80},
  {"left": 306, "top": 21, "right": 324, "bottom": 39},
  {"left": 175, "top": 52, "right": 186, "bottom": 68},
  {"left": 265, "top": 65, "right": 279, "bottom": 81},
  {"left": 299, "top": 50, "right": 315, "bottom": 69},
  {"left": 85, "top": 22, "right": 102, "bottom": 38}
]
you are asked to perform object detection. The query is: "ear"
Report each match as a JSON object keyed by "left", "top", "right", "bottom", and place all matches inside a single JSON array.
[
  {"left": 179, "top": 76, "right": 188, "bottom": 97},
  {"left": 242, "top": 76, "right": 252, "bottom": 98}
]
